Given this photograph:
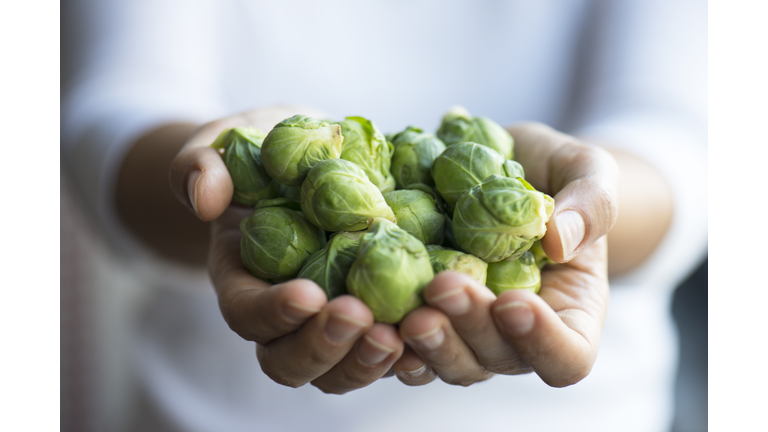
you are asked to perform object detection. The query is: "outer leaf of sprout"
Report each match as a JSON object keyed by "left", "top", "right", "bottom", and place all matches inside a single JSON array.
[
  {"left": 337, "top": 116, "right": 396, "bottom": 192},
  {"left": 297, "top": 231, "right": 364, "bottom": 299},
  {"left": 211, "top": 127, "right": 278, "bottom": 205},
  {"left": 503, "top": 160, "right": 525, "bottom": 180}
]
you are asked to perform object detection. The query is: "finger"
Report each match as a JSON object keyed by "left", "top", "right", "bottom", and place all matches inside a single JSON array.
[
  {"left": 210, "top": 207, "right": 328, "bottom": 344},
  {"left": 393, "top": 346, "right": 437, "bottom": 386},
  {"left": 257, "top": 295, "right": 373, "bottom": 388},
  {"left": 424, "top": 272, "right": 532, "bottom": 375},
  {"left": 311, "top": 323, "right": 404, "bottom": 394},
  {"left": 399, "top": 307, "right": 494, "bottom": 386},
  {"left": 169, "top": 143, "right": 234, "bottom": 221},
  {"left": 508, "top": 122, "right": 619, "bottom": 262},
  {"left": 492, "top": 239, "right": 610, "bottom": 388},
  {"left": 169, "top": 105, "right": 330, "bottom": 221}
]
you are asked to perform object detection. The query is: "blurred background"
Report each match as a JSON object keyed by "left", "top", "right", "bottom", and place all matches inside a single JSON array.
[{"left": 60, "top": 1, "right": 707, "bottom": 431}]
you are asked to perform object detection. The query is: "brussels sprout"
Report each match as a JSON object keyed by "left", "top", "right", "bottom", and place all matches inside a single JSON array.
[
  {"left": 436, "top": 106, "right": 514, "bottom": 159},
  {"left": 336, "top": 116, "right": 396, "bottom": 192},
  {"left": 297, "top": 231, "right": 364, "bottom": 299},
  {"left": 347, "top": 218, "right": 434, "bottom": 324},
  {"left": 432, "top": 141, "right": 506, "bottom": 209},
  {"left": 425, "top": 245, "right": 488, "bottom": 285},
  {"left": 261, "top": 115, "right": 343, "bottom": 186},
  {"left": 210, "top": 127, "right": 279, "bottom": 205},
  {"left": 300, "top": 158, "right": 396, "bottom": 232},
  {"left": 383, "top": 189, "right": 445, "bottom": 245},
  {"left": 486, "top": 251, "right": 541, "bottom": 295},
  {"left": 240, "top": 200, "right": 325, "bottom": 282},
  {"left": 529, "top": 239, "right": 555, "bottom": 269},
  {"left": 389, "top": 126, "right": 446, "bottom": 189},
  {"left": 453, "top": 174, "right": 554, "bottom": 263}
]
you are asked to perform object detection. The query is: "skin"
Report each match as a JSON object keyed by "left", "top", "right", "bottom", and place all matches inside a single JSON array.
[{"left": 116, "top": 105, "right": 673, "bottom": 392}]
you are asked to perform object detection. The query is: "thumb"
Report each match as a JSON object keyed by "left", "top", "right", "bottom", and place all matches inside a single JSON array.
[
  {"left": 507, "top": 123, "right": 619, "bottom": 263},
  {"left": 541, "top": 142, "right": 619, "bottom": 262}
]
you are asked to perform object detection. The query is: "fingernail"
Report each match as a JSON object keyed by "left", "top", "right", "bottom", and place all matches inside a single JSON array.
[
  {"left": 325, "top": 313, "right": 366, "bottom": 344},
  {"left": 429, "top": 287, "right": 470, "bottom": 316},
  {"left": 188, "top": 170, "right": 202, "bottom": 215},
  {"left": 409, "top": 327, "right": 444, "bottom": 351},
  {"left": 398, "top": 364, "right": 427, "bottom": 379},
  {"left": 556, "top": 210, "right": 585, "bottom": 260},
  {"left": 283, "top": 301, "right": 321, "bottom": 324},
  {"left": 495, "top": 301, "right": 535, "bottom": 336},
  {"left": 357, "top": 335, "right": 395, "bottom": 366}
]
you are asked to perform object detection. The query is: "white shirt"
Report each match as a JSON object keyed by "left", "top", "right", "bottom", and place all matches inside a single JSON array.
[{"left": 62, "top": 1, "right": 707, "bottom": 431}]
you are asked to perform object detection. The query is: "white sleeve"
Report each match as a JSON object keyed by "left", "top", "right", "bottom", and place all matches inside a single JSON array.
[
  {"left": 62, "top": 0, "right": 226, "bottom": 255},
  {"left": 566, "top": 0, "right": 708, "bottom": 291}
]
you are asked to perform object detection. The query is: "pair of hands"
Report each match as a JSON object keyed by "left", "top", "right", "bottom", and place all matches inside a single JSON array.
[{"left": 169, "top": 106, "right": 619, "bottom": 394}]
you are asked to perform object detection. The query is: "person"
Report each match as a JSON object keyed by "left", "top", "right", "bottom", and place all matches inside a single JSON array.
[{"left": 61, "top": 1, "right": 707, "bottom": 431}]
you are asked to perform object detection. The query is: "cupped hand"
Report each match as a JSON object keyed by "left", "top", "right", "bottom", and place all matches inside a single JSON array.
[
  {"left": 393, "top": 122, "right": 618, "bottom": 388},
  {"left": 169, "top": 106, "right": 404, "bottom": 394}
]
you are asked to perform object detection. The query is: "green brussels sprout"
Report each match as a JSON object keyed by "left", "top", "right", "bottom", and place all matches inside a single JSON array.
[
  {"left": 425, "top": 245, "right": 488, "bottom": 285},
  {"left": 529, "top": 239, "right": 555, "bottom": 269},
  {"left": 486, "top": 251, "right": 541, "bottom": 295},
  {"left": 261, "top": 115, "right": 343, "bottom": 186},
  {"left": 240, "top": 200, "right": 325, "bottom": 282},
  {"left": 337, "top": 116, "right": 396, "bottom": 192},
  {"left": 453, "top": 174, "right": 554, "bottom": 263},
  {"left": 389, "top": 126, "right": 446, "bottom": 189},
  {"left": 436, "top": 106, "right": 514, "bottom": 159},
  {"left": 210, "top": 127, "right": 279, "bottom": 205},
  {"left": 347, "top": 218, "right": 434, "bottom": 324},
  {"left": 300, "top": 158, "right": 396, "bottom": 232},
  {"left": 383, "top": 189, "right": 445, "bottom": 245},
  {"left": 297, "top": 231, "right": 364, "bottom": 299},
  {"left": 432, "top": 141, "right": 506, "bottom": 209}
]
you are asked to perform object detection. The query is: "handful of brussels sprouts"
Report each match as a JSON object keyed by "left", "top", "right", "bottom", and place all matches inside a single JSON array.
[{"left": 211, "top": 108, "right": 555, "bottom": 324}]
